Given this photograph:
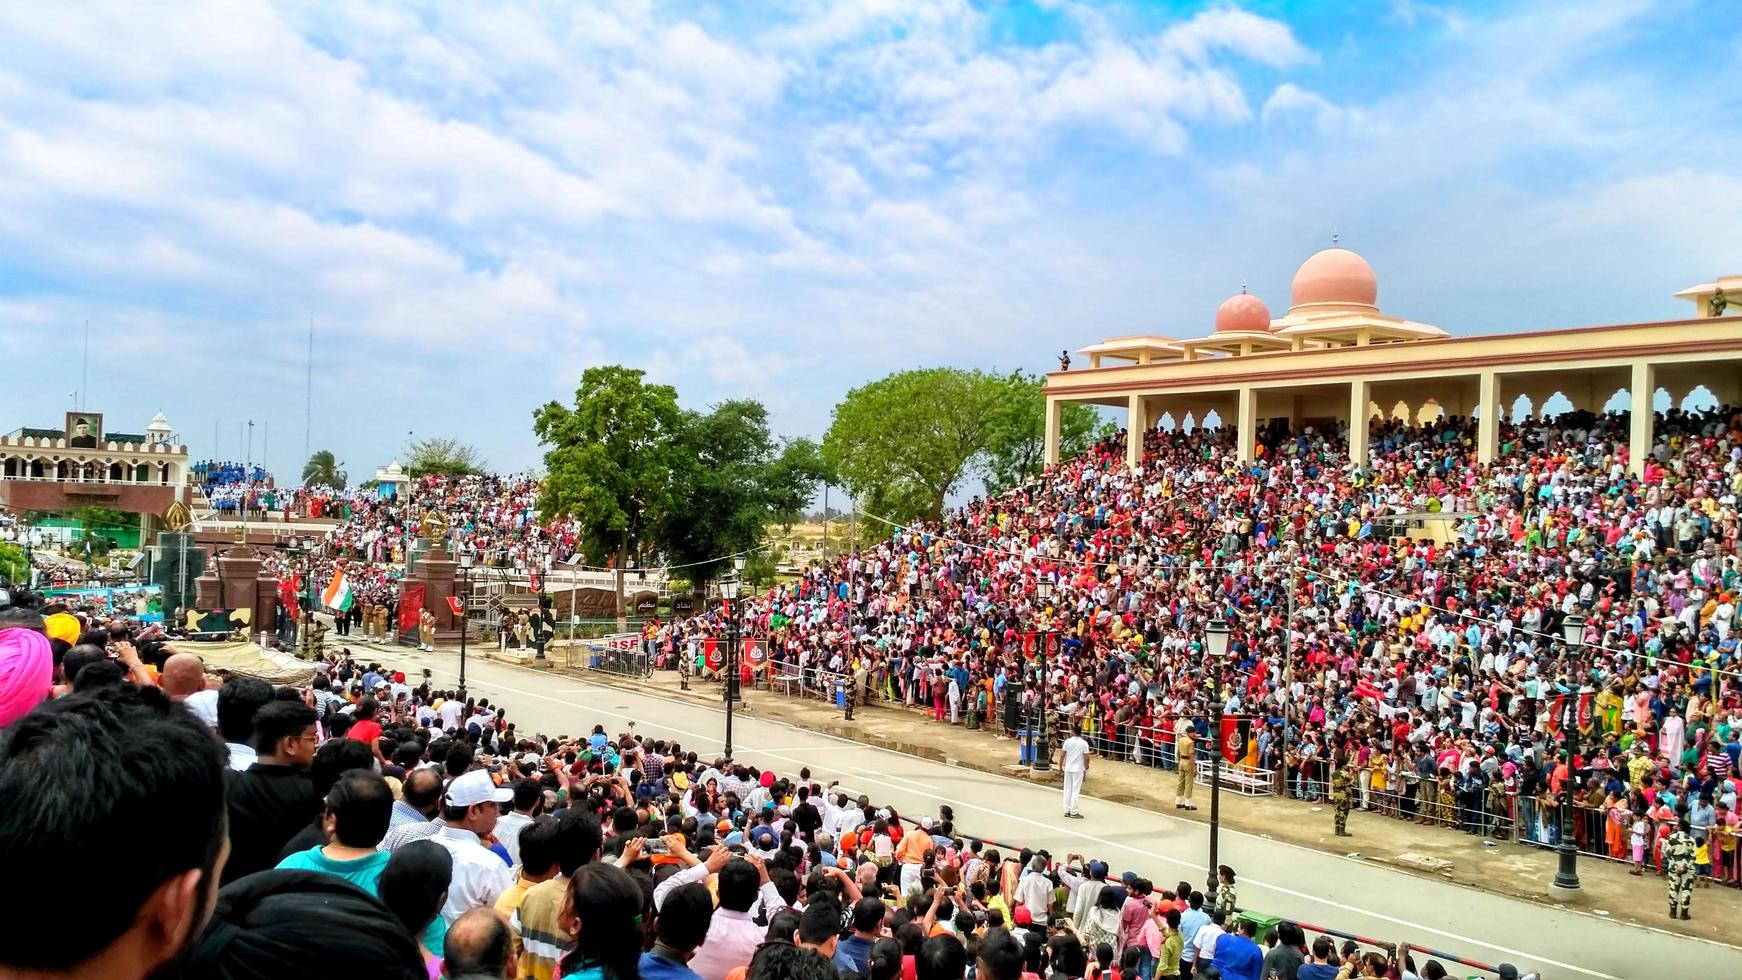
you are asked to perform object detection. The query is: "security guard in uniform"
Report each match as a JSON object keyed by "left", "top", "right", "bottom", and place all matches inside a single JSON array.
[
  {"left": 1331, "top": 757, "right": 1355, "bottom": 837},
  {"left": 1665, "top": 818, "right": 1698, "bottom": 920}
]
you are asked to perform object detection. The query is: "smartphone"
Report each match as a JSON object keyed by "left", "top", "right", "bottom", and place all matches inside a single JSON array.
[{"left": 643, "top": 837, "right": 669, "bottom": 854}]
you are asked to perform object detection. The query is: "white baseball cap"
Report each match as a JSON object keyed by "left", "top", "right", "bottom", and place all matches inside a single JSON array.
[{"left": 446, "top": 769, "right": 513, "bottom": 808}]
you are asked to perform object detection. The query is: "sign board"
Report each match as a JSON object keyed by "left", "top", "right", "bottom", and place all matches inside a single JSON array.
[{"left": 604, "top": 632, "right": 641, "bottom": 654}]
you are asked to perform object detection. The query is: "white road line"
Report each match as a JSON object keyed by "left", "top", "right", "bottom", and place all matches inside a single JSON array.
[
  {"left": 878, "top": 773, "right": 942, "bottom": 791},
  {"left": 404, "top": 656, "right": 1647, "bottom": 978}
]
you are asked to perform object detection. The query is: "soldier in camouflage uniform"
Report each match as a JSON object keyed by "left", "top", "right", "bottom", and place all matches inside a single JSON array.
[
  {"left": 1665, "top": 818, "right": 1697, "bottom": 920},
  {"left": 1331, "top": 759, "right": 1355, "bottom": 837}
]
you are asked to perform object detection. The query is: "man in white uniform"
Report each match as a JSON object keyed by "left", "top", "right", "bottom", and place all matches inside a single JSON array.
[{"left": 1061, "top": 731, "right": 1091, "bottom": 818}]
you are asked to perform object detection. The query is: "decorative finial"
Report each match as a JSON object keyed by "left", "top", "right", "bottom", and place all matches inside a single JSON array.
[
  {"left": 1240, "top": 279, "right": 1248, "bottom": 294},
  {"left": 1331, "top": 229, "right": 1340, "bottom": 247}
]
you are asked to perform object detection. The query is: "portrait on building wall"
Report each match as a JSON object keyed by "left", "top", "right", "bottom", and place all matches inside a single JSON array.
[{"left": 65, "top": 412, "right": 103, "bottom": 449}]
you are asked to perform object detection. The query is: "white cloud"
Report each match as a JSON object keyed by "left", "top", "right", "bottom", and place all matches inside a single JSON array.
[
  {"left": 1260, "top": 83, "right": 1348, "bottom": 132},
  {"left": 1160, "top": 6, "right": 1314, "bottom": 68}
]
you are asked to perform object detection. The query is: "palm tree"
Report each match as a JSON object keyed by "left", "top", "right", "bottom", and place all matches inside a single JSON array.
[{"left": 302, "top": 450, "right": 347, "bottom": 489}]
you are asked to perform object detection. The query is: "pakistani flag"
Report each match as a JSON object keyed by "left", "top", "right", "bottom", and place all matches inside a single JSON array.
[{"left": 322, "top": 569, "right": 355, "bottom": 613}]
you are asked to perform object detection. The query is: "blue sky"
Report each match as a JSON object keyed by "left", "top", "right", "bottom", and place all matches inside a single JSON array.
[{"left": 1, "top": 0, "right": 1738, "bottom": 482}]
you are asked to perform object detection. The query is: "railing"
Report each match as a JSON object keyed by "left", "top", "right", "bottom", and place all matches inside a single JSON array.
[{"left": 639, "top": 653, "right": 1742, "bottom": 897}]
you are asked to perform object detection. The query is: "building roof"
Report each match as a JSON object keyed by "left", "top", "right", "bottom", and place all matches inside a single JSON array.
[{"left": 19, "top": 426, "right": 148, "bottom": 443}]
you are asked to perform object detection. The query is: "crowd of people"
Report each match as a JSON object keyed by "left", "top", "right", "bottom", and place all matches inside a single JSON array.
[
  {"left": 637, "top": 405, "right": 1739, "bottom": 901},
  {"left": 0, "top": 597, "right": 1528, "bottom": 980},
  {"left": 296, "top": 474, "right": 585, "bottom": 575}
]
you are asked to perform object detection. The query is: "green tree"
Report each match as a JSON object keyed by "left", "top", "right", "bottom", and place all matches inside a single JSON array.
[
  {"left": 0, "top": 542, "right": 27, "bottom": 586},
  {"left": 534, "top": 366, "right": 686, "bottom": 625},
  {"left": 301, "top": 449, "right": 347, "bottom": 488},
  {"left": 660, "top": 400, "right": 829, "bottom": 586},
  {"left": 405, "top": 437, "right": 485, "bottom": 478},
  {"left": 822, "top": 368, "right": 1005, "bottom": 523},
  {"left": 982, "top": 370, "right": 1105, "bottom": 494}
]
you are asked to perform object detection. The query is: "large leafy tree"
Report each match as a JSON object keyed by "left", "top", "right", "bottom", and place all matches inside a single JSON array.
[
  {"left": 534, "top": 366, "right": 686, "bottom": 624},
  {"left": 982, "top": 370, "right": 1106, "bottom": 494},
  {"left": 405, "top": 437, "right": 485, "bottom": 478},
  {"left": 661, "top": 400, "right": 830, "bottom": 586},
  {"left": 822, "top": 368, "right": 1006, "bottom": 523},
  {"left": 301, "top": 449, "right": 347, "bottom": 489}
]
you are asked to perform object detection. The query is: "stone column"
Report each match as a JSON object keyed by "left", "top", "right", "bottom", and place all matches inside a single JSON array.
[
  {"left": 1126, "top": 394, "right": 1146, "bottom": 471},
  {"left": 1629, "top": 362, "right": 1655, "bottom": 477},
  {"left": 1235, "top": 387, "right": 1258, "bottom": 463},
  {"left": 408, "top": 545, "right": 460, "bottom": 640},
  {"left": 1477, "top": 371, "right": 1499, "bottom": 465},
  {"left": 1348, "top": 379, "right": 1372, "bottom": 470},
  {"left": 1044, "top": 397, "right": 1063, "bottom": 467}
]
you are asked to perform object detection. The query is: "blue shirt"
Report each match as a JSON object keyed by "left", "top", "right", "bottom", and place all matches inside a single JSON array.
[
  {"left": 638, "top": 949, "right": 701, "bottom": 980},
  {"left": 834, "top": 935, "right": 875, "bottom": 976},
  {"left": 1178, "top": 909, "right": 1210, "bottom": 962},
  {"left": 1210, "top": 933, "right": 1263, "bottom": 980}
]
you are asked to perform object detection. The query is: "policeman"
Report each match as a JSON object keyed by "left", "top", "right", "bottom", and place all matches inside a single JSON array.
[
  {"left": 1665, "top": 817, "right": 1697, "bottom": 921},
  {"left": 1331, "top": 758, "right": 1355, "bottom": 837}
]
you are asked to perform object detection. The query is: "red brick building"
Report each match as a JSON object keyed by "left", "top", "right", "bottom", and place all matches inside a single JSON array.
[{"left": 0, "top": 411, "right": 191, "bottom": 530}]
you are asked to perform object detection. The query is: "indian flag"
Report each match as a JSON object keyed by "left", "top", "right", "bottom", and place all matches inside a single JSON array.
[{"left": 322, "top": 569, "right": 355, "bottom": 613}]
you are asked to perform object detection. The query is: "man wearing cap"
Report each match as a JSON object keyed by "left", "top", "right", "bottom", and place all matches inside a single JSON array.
[
  {"left": 431, "top": 768, "right": 516, "bottom": 924},
  {"left": 1174, "top": 716, "right": 1197, "bottom": 810}
]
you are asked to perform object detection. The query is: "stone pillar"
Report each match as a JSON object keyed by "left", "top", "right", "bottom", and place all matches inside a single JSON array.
[
  {"left": 1125, "top": 394, "right": 1146, "bottom": 471},
  {"left": 1235, "top": 387, "right": 1258, "bottom": 463},
  {"left": 1044, "top": 397, "right": 1063, "bottom": 467},
  {"left": 1348, "top": 379, "right": 1371, "bottom": 471},
  {"left": 1629, "top": 362, "right": 1655, "bottom": 477},
  {"left": 1477, "top": 371, "right": 1499, "bottom": 465},
  {"left": 216, "top": 550, "right": 262, "bottom": 615},
  {"left": 256, "top": 569, "right": 281, "bottom": 645},
  {"left": 408, "top": 545, "right": 460, "bottom": 640}
]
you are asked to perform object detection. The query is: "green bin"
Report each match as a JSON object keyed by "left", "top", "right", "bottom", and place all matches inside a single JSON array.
[{"left": 1235, "top": 912, "right": 1281, "bottom": 945}]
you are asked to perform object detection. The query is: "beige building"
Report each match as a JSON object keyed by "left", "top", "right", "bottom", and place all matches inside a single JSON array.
[{"left": 1044, "top": 247, "right": 1742, "bottom": 477}]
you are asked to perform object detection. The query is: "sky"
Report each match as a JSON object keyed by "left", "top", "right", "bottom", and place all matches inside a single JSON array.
[{"left": 1, "top": 0, "right": 1739, "bottom": 484}]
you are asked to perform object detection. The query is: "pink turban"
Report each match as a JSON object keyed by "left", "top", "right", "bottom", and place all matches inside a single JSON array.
[{"left": 0, "top": 628, "right": 53, "bottom": 728}]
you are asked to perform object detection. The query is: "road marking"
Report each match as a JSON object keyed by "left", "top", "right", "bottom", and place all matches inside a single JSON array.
[
  {"left": 878, "top": 773, "right": 942, "bottom": 791},
  {"left": 397, "top": 656, "right": 1660, "bottom": 978}
]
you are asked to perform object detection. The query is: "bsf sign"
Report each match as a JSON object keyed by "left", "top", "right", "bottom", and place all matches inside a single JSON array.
[{"left": 604, "top": 633, "right": 641, "bottom": 653}]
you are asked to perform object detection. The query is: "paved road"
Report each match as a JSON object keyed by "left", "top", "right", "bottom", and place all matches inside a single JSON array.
[{"left": 380, "top": 647, "right": 1737, "bottom": 980}]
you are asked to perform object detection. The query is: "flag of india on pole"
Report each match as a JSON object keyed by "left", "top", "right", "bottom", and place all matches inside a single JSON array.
[{"left": 322, "top": 569, "right": 355, "bottom": 613}]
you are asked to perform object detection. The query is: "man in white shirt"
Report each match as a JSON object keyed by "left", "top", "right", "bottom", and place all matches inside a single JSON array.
[
  {"left": 1015, "top": 855, "right": 1054, "bottom": 924},
  {"left": 430, "top": 769, "right": 515, "bottom": 923},
  {"left": 1060, "top": 732, "right": 1091, "bottom": 818},
  {"left": 437, "top": 696, "right": 464, "bottom": 731},
  {"left": 1192, "top": 907, "right": 1226, "bottom": 966},
  {"left": 495, "top": 778, "right": 544, "bottom": 869}
]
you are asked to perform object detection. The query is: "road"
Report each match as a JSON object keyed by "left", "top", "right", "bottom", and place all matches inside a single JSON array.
[{"left": 378, "top": 647, "right": 1736, "bottom": 980}]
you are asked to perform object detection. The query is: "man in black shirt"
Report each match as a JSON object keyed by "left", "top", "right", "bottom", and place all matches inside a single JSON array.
[
  {"left": 222, "top": 700, "right": 318, "bottom": 883},
  {"left": 792, "top": 785, "right": 823, "bottom": 840}
]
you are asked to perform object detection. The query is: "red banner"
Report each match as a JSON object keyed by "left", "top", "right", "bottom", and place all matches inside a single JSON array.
[
  {"left": 743, "top": 637, "right": 766, "bottom": 671},
  {"left": 704, "top": 637, "right": 722, "bottom": 672},
  {"left": 1218, "top": 714, "right": 1256, "bottom": 764},
  {"left": 446, "top": 595, "right": 465, "bottom": 616},
  {"left": 399, "top": 583, "right": 425, "bottom": 645}
]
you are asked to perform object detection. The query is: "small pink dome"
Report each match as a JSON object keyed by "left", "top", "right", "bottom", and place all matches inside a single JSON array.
[
  {"left": 1215, "top": 291, "right": 1271, "bottom": 333},
  {"left": 1290, "top": 247, "right": 1378, "bottom": 310}
]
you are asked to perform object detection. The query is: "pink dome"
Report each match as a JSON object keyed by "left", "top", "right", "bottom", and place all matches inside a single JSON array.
[
  {"left": 1215, "top": 291, "right": 1272, "bottom": 333},
  {"left": 1290, "top": 247, "right": 1378, "bottom": 310}
]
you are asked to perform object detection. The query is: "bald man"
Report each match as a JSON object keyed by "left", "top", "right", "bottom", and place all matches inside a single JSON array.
[
  {"left": 160, "top": 653, "right": 220, "bottom": 728},
  {"left": 443, "top": 908, "right": 516, "bottom": 979}
]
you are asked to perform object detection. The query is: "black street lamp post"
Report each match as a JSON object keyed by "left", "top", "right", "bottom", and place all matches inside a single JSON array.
[
  {"left": 722, "top": 556, "right": 744, "bottom": 759},
  {"left": 1553, "top": 613, "right": 1586, "bottom": 891},
  {"left": 458, "top": 550, "right": 473, "bottom": 700},
  {"left": 1203, "top": 616, "right": 1231, "bottom": 906},
  {"left": 1032, "top": 576, "right": 1057, "bottom": 773}
]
